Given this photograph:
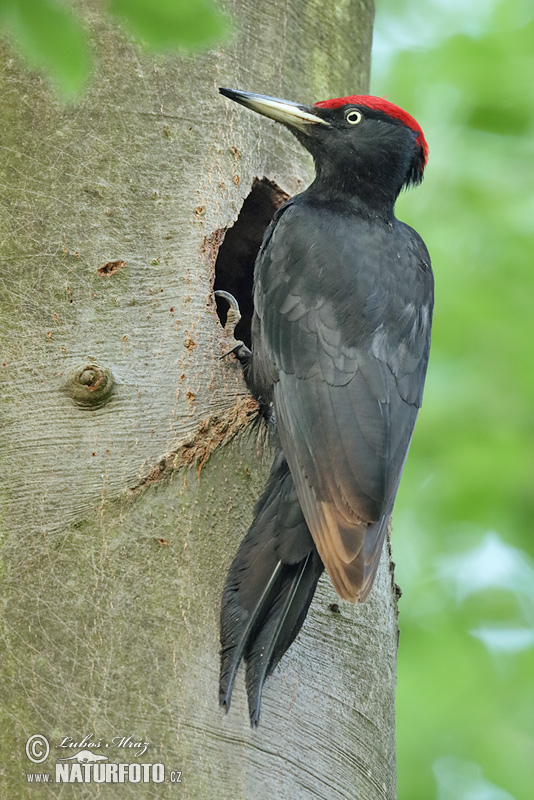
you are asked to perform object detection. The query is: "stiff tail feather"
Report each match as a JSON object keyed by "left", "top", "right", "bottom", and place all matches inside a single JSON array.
[{"left": 220, "top": 452, "right": 323, "bottom": 725}]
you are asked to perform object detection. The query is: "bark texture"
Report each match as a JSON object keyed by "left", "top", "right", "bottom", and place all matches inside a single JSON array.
[{"left": 0, "top": 1, "right": 399, "bottom": 797}]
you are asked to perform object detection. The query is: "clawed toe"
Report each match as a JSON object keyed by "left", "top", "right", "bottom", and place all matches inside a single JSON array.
[{"left": 215, "top": 290, "right": 252, "bottom": 364}]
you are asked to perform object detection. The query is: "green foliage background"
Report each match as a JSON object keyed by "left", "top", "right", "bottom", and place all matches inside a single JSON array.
[
  {"left": 0, "top": 0, "right": 228, "bottom": 95},
  {"left": 372, "top": 1, "right": 534, "bottom": 798},
  {"left": 1, "top": 0, "right": 532, "bottom": 798}
]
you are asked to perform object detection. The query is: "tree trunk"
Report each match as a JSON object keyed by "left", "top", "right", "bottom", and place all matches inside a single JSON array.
[{"left": 0, "top": 1, "right": 398, "bottom": 797}]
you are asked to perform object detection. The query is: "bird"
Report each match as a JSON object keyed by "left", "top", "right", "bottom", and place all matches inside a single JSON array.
[{"left": 216, "top": 87, "right": 434, "bottom": 726}]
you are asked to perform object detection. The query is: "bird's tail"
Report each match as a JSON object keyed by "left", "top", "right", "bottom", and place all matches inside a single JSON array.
[{"left": 220, "top": 451, "right": 323, "bottom": 726}]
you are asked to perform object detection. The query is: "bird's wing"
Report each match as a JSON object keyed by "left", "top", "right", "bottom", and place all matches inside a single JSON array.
[{"left": 254, "top": 203, "right": 433, "bottom": 601}]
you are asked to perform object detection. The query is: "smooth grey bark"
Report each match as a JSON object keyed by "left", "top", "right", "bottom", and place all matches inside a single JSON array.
[{"left": 0, "top": 1, "right": 399, "bottom": 798}]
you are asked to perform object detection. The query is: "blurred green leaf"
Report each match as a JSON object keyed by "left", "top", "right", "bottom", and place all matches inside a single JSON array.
[
  {"left": 0, "top": 0, "right": 230, "bottom": 97},
  {"left": 373, "top": 0, "right": 534, "bottom": 798},
  {"left": 0, "top": 0, "right": 91, "bottom": 96},
  {"left": 109, "top": 0, "right": 229, "bottom": 51},
  {"left": 467, "top": 103, "right": 531, "bottom": 136}
]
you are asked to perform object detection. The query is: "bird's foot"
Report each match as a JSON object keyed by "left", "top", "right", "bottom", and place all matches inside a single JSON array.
[{"left": 214, "top": 290, "right": 252, "bottom": 366}]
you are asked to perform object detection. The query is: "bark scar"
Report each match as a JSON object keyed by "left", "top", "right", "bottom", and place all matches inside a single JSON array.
[{"left": 130, "top": 396, "right": 259, "bottom": 492}]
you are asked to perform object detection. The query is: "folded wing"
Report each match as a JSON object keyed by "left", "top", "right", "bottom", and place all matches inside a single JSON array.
[{"left": 254, "top": 203, "right": 433, "bottom": 601}]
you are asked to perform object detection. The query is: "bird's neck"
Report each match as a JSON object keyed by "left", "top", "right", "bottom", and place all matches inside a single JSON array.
[{"left": 307, "top": 163, "right": 399, "bottom": 220}]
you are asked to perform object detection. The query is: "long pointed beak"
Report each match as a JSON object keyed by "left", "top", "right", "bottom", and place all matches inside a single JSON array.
[{"left": 219, "top": 88, "right": 330, "bottom": 133}]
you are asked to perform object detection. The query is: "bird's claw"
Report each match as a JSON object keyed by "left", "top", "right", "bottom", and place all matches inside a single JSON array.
[
  {"left": 219, "top": 341, "right": 251, "bottom": 362},
  {"left": 215, "top": 290, "right": 252, "bottom": 364},
  {"left": 215, "top": 290, "right": 241, "bottom": 338},
  {"left": 214, "top": 290, "right": 240, "bottom": 312}
]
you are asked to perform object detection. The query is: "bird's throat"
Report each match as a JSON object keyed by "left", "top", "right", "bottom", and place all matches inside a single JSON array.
[{"left": 307, "top": 165, "right": 398, "bottom": 219}]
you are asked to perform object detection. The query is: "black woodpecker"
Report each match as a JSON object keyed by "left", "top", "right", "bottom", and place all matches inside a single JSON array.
[{"left": 217, "top": 88, "right": 433, "bottom": 726}]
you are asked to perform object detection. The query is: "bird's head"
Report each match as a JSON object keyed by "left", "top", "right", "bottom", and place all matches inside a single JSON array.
[{"left": 219, "top": 88, "right": 428, "bottom": 212}]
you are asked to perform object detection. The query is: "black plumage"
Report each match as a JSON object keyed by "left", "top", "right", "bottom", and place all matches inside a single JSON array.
[
  {"left": 217, "top": 88, "right": 434, "bottom": 725},
  {"left": 220, "top": 451, "right": 323, "bottom": 726}
]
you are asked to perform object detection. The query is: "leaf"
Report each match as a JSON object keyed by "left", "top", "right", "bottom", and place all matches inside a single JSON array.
[
  {"left": 0, "top": 0, "right": 91, "bottom": 96},
  {"left": 109, "top": 0, "right": 230, "bottom": 51},
  {"left": 0, "top": 0, "right": 230, "bottom": 98}
]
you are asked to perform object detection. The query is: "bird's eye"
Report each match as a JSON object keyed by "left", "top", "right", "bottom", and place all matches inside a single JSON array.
[{"left": 345, "top": 109, "right": 362, "bottom": 125}]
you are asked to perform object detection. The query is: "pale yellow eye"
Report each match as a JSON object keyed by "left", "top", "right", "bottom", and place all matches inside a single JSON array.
[{"left": 345, "top": 109, "right": 362, "bottom": 125}]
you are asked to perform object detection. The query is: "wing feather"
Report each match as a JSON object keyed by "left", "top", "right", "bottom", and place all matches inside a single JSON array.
[{"left": 253, "top": 202, "right": 433, "bottom": 601}]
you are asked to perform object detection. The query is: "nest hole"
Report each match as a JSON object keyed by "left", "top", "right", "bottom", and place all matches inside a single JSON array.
[{"left": 214, "top": 178, "right": 289, "bottom": 347}]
